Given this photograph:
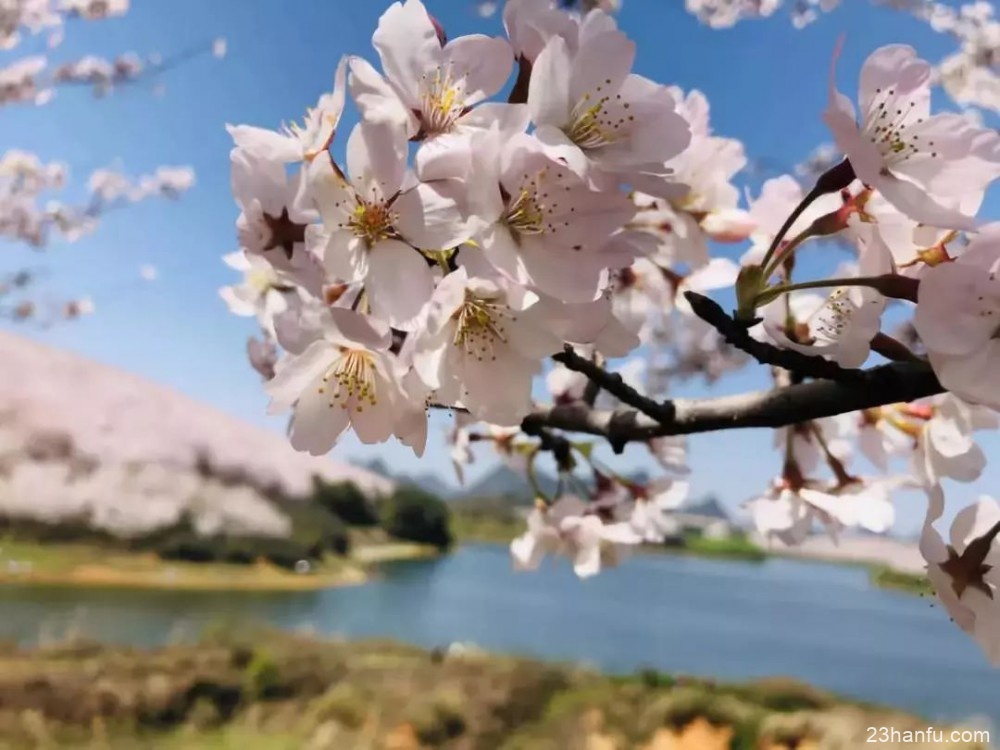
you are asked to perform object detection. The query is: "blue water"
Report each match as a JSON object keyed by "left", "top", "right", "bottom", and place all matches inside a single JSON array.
[{"left": 1, "top": 544, "right": 998, "bottom": 724}]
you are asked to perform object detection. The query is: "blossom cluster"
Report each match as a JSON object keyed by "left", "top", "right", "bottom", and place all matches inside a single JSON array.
[
  {"left": 224, "top": 0, "right": 1000, "bottom": 665},
  {"left": 0, "top": 0, "right": 129, "bottom": 51},
  {"left": 0, "top": 150, "right": 194, "bottom": 247},
  {"left": 686, "top": 0, "right": 1000, "bottom": 113}
]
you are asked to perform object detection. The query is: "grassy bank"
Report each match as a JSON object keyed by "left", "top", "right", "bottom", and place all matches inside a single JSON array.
[
  {"left": 867, "top": 565, "right": 934, "bottom": 596},
  {"left": 0, "top": 630, "right": 984, "bottom": 750},
  {"left": 0, "top": 537, "right": 437, "bottom": 592}
]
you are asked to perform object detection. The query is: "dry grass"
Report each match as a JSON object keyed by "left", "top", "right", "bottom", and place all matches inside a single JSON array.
[{"left": 0, "top": 631, "right": 985, "bottom": 750}]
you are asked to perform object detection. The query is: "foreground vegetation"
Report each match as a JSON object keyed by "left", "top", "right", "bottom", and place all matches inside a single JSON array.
[
  {"left": 0, "top": 630, "right": 983, "bottom": 750},
  {"left": 0, "top": 480, "right": 452, "bottom": 591}
]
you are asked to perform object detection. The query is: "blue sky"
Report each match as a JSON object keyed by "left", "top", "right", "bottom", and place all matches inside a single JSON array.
[{"left": 0, "top": 0, "right": 995, "bottom": 532}]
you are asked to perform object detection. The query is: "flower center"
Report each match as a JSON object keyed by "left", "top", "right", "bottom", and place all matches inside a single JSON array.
[
  {"left": 452, "top": 292, "right": 512, "bottom": 362},
  {"left": 810, "top": 288, "right": 855, "bottom": 343},
  {"left": 263, "top": 208, "right": 307, "bottom": 259},
  {"left": 504, "top": 170, "right": 560, "bottom": 237},
  {"left": 862, "top": 88, "right": 935, "bottom": 167},
  {"left": 247, "top": 268, "right": 276, "bottom": 296},
  {"left": 347, "top": 199, "right": 396, "bottom": 247},
  {"left": 564, "top": 83, "right": 633, "bottom": 151},
  {"left": 420, "top": 65, "right": 467, "bottom": 136},
  {"left": 319, "top": 349, "right": 378, "bottom": 411}
]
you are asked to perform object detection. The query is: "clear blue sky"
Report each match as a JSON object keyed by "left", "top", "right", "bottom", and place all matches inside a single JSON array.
[{"left": 0, "top": 0, "right": 995, "bottom": 532}]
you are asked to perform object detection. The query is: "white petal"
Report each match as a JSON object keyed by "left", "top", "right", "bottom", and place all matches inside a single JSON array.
[
  {"left": 266, "top": 340, "right": 336, "bottom": 414},
  {"left": 528, "top": 35, "right": 572, "bottom": 128},
  {"left": 366, "top": 239, "right": 435, "bottom": 331}
]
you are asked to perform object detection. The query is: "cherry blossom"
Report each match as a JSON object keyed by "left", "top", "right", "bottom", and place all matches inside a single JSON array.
[
  {"left": 503, "top": 0, "right": 578, "bottom": 62},
  {"left": 228, "top": 57, "right": 348, "bottom": 164},
  {"left": 527, "top": 12, "right": 690, "bottom": 182},
  {"left": 219, "top": 251, "right": 301, "bottom": 337},
  {"left": 922, "top": 492, "right": 1000, "bottom": 665},
  {"left": 349, "top": 0, "right": 517, "bottom": 179},
  {"left": 915, "top": 224, "right": 1000, "bottom": 409},
  {"left": 511, "top": 495, "right": 640, "bottom": 578},
  {"left": 761, "top": 223, "right": 894, "bottom": 367},
  {"left": 914, "top": 394, "right": 999, "bottom": 486},
  {"left": 471, "top": 131, "right": 635, "bottom": 302},
  {"left": 825, "top": 43, "right": 1000, "bottom": 230},
  {"left": 266, "top": 307, "right": 406, "bottom": 455},
  {"left": 214, "top": 0, "right": 1000, "bottom": 668},
  {"left": 745, "top": 481, "right": 838, "bottom": 546},
  {"left": 306, "top": 120, "right": 471, "bottom": 329},
  {"left": 410, "top": 267, "right": 563, "bottom": 425}
]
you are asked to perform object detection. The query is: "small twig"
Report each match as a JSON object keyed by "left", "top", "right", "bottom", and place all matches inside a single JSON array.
[
  {"left": 870, "top": 332, "right": 923, "bottom": 364},
  {"left": 582, "top": 352, "right": 604, "bottom": 407},
  {"left": 683, "top": 291, "right": 865, "bottom": 382},
  {"left": 521, "top": 418, "right": 573, "bottom": 471},
  {"left": 552, "top": 345, "right": 671, "bottom": 421}
]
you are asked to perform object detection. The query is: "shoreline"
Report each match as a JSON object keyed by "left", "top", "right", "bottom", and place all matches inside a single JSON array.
[{"left": 0, "top": 539, "right": 439, "bottom": 593}]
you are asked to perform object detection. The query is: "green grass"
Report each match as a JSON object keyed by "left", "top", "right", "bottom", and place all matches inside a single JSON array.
[
  {"left": 676, "top": 535, "right": 768, "bottom": 562},
  {"left": 0, "top": 537, "right": 436, "bottom": 592},
  {"left": 450, "top": 511, "right": 524, "bottom": 545},
  {"left": 868, "top": 565, "right": 933, "bottom": 596}
]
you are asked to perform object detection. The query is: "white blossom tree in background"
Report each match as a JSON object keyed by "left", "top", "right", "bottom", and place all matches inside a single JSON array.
[
  {"left": 222, "top": 0, "right": 1000, "bottom": 667},
  {"left": 0, "top": 0, "right": 224, "bottom": 325}
]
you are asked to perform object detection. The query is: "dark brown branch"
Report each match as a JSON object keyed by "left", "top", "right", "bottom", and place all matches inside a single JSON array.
[
  {"left": 552, "top": 345, "right": 671, "bottom": 420},
  {"left": 521, "top": 361, "right": 943, "bottom": 453},
  {"left": 683, "top": 291, "right": 866, "bottom": 382}
]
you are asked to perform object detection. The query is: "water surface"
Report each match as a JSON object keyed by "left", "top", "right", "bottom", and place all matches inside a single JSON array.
[{"left": 2, "top": 544, "right": 997, "bottom": 725}]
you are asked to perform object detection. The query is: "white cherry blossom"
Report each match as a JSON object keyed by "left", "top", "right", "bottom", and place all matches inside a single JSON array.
[
  {"left": 762, "top": 232, "right": 893, "bottom": 368},
  {"left": 922, "top": 493, "right": 1000, "bottom": 665},
  {"left": 230, "top": 146, "right": 325, "bottom": 296},
  {"left": 472, "top": 131, "right": 635, "bottom": 302},
  {"left": 915, "top": 225, "right": 1000, "bottom": 410},
  {"left": 825, "top": 43, "right": 1000, "bottom": 230},
  {"left": 227, "top": 57, "right": 348, "bottom": 164},
  {"left": 503, "top": 0, "right": 578, "bottom": 62},
  {"left": 527, "top": 12, "right": 690, "bottom": 181},
  {"left": 411, "top": 267, "right": 563, "bottom": 425},
  {"left": 349, "top": 0, "right": 518, "bottom": 180},
  {"left": 511, "top": 495, "right": 640, "bottom": 578},
  {"left": 266, "top": 307, "right": 406, "bottom": 455},
  {"left": 306, "top": 120, "right": 471, "bottom": 330},
  {"left": 219, "top": 251, "right": 301, "bottom": 337}
]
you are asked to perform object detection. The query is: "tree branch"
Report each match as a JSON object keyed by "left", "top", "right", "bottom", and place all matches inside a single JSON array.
[
  {"left": 521, "top": 361, "right": 943, "bottom": 453},
  {"left": 683, "top": 291, "right": 865, "bottom": 382},
  {"left": 552, "top": 345, "right": 671, "bottom": 420}
]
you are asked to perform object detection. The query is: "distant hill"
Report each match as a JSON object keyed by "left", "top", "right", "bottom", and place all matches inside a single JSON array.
[
  {"left": 680, "top": 495, "right": 731, "bottom": 522},
  {"left": 0, "top": 330, "right": 391, "bottom": 538},
  {"left": 361, "top": 458, "right": 458, "bottom": 500}
]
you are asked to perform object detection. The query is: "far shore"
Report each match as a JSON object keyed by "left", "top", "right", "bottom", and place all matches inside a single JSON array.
[{"left": 0, "top": 539, "right": 439, "bottom": 593}]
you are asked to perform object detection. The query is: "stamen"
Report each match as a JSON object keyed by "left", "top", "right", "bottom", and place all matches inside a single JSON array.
[
  {"left": 420, "top": 64, "right": 467, "bottom": 135},
  {"left": 452, "top": 292, "right": 513, "bottom": 362},
  {"left": 344, "top": 198, "right": 397, "bottom": 247},
  {"left": 322, "top": 349, "right": 379, "bottom": 411}
]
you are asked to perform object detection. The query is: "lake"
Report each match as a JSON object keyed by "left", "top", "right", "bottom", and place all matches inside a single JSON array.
[{"left": 2, "top": 544, "right": 998, "bottom": 725}]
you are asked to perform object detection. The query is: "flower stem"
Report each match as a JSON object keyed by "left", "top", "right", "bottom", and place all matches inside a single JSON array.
[
  {"left": 754, "top": 274, "right": 919, "bottom": 308},
  {"left": 758, "top": 186, "right": 822, "bottom": 272},
  {"left": 762, "top": 228, "right": 815, "bottom": 282}
]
